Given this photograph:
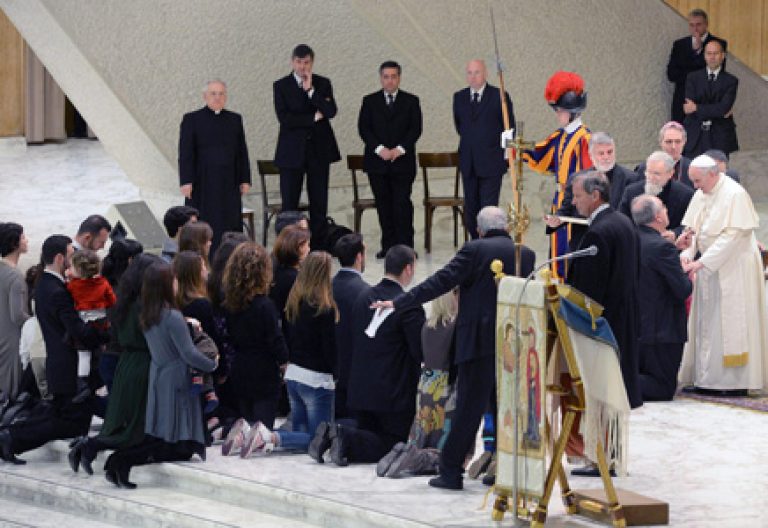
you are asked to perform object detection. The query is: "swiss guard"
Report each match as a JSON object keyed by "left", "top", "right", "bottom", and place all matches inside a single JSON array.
[{"left": 523, "top": 71, "right": 592, "bottom": 279}]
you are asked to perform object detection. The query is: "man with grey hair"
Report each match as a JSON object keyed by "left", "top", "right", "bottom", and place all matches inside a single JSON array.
[
  {"left": 677, "top": 155, "right": 767, "bottom": 395},
  {"left": 179, "top": 79, "right": 252, "bottom": 251},
  {"left": 630, "top": 195, "right": 692, "bottom": 401},
  {"left": 374, "top": 206, "right": 534, "bottom": 489},
  {"left": 620, "top": 150, "right": 693, "bottom": 240},
  {"left": 635, "top": 122, "right": 693, "bottom": 187}
]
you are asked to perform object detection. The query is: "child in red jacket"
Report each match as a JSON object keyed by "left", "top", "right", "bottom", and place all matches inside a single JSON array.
[{"left": 67, "top": 249, "right": 116, "bottom": 401}]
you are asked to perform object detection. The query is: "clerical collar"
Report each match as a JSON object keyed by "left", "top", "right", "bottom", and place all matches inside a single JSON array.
[
  {"left": 44, "top": 269, "right": 65, "bottom": 283},
  {"left": 706, "top": 66, "right": 721, "bottom": 79},
  {"left": 564, "top": 117, "right": 582, "bottom": 135},
  {"left": 588, "top": 203, "right": 609, "bottom": 225},
  {"left": 471, "top": 84, "right": 487, "bottom": 101},
  {"left": 206, "top": 106, "right": 222, "bottom": 115}
]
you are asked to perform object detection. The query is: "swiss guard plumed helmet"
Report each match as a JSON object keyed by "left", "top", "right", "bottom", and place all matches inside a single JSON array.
[{"left": 544, "top": 71, "right": 587, "bottom": 113}]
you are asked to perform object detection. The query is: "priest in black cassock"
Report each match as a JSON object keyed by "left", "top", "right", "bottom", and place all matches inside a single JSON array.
[{"left": 179, "top": 79, "right": 251, "bottom": 251}]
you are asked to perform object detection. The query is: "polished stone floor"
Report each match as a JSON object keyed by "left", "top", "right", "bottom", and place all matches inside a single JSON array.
[{"left": 2, "top": 140, "right": 768, "bottom": 527}]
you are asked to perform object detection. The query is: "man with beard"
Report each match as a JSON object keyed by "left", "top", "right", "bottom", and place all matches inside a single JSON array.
[
  {"left": 620, "top": 151, "right": 694, "bottom": 240},
  {"left": 635, "top": 122, "right": 692, "bottom": 188},
  {"left": 543, "top": 132, "right": 637, "bottom": 252}
]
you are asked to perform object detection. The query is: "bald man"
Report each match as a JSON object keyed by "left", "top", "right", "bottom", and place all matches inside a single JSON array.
[{"left": 453, "top": 60, "right": 514, "bottom": 239}]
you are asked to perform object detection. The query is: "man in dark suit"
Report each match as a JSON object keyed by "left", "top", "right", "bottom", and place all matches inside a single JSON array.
[
  {"left": 620, "top": 151, "right": 694, "bottom": 237},
  {"left": 373, "top": 207, "right": 534, "bottom": 490},
  {"left": 630, "top": 195, "right": 692, "bottom": 401},
  {"left": 358, "top": 61, "right": 422, "bottom": 258},
  {"left": 666, "top": 8, "right": 727, "bottom": 124},
  {"left": 331, "top": 234, "right": 369, "bottom": 420},
  {"left": 543, "top": 132, "right": 638, "bottom": 254},
  {"left": 635, "top": 121, "right": 693, "bottom": 188},
  {"left": 179, "top": 79, "right": 251, "bottom": 251},
  {"left": 682, "top": 39, "right": 739, "bottom": 158},
  {"left": 453, "top": 60, "right": 514, "bottom": 239},
  {"left": 0, "top": 235, "right": 107, "bottom": 464},
  {"left": 273, "top": 44, "right": 341, "bottom": 240},
  {"left": 568, "top": 172, "right": 642, "bottom": 410},
  {"left": 309, "top": 245, "right": 423, "bottom": 465}
]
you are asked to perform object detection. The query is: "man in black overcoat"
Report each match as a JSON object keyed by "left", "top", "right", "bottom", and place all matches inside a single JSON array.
[
  {"left": 273, "top": 44, "right": 341, "bottom": 240},
  {"left": 453, "top": 60, "right": 514, "bottom": 239},
  {"left": 373, "top": 207, "right": 534, "bottom": 490},
  {"left": 682, "top": 39, "right": 739, "bottom": 158},
  {"left": 330, "top": 234, "right": 369, "bottom": 420},
  {"left": 666, "top": 8, "right": 727, "bottom": 124},
  {"left": 543, "top": 132, "right": 638, "bottom": 254},
  {"left": 630, "top": 195, "right": 692, "bottom": 401},
  {"left": 0, "top": 236, "right": 107, "bottom": 464},
  {"left": 179, "top": 79, "right": 251, "bottom": 251},
  {"left": 358, "top": 61, "right": 422, "bottom": 257},
  {"left": 309, "top": 246, "right": 423, "bottom": 465},
  {"left": 620, "top": 151, "right": 694, "bottom": 237},
  {"left": 568, "top": 172, "right": 642, "bottom": 410}
]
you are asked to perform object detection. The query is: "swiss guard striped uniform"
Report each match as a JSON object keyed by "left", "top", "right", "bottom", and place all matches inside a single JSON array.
[{"left": 523, "top": 122, "right": 592, "bottom": 279}]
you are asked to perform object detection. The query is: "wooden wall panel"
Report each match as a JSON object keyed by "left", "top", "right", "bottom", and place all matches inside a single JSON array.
[
  {"left": 0, "top": 10, "right": 24, "bottom": 137},
  {"left": 665, "top": 0, "right": 767, "bottom": 75}
]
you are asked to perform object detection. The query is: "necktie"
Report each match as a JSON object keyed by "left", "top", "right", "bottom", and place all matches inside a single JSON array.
[
  {"left": 472, "top": 92, "right": 479, "bottom": 104},
  {"left": 387, "top": 93, "right": 394, "bottom": 107},
  {"left": 708, "top": 73, "right": 716, "bottom": 82}
]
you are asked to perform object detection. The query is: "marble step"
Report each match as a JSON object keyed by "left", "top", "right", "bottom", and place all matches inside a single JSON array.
[
  {"left": 0, "top": 458, "right": 316, "bottom": 528},
  {"left": 35, "top": 441, "right": 433, "bottom": 528},
  {"left": 0, "top": 496, "right": 121, "bottom": 528}
]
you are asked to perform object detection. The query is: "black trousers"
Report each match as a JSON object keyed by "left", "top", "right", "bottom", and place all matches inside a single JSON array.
[
  {"left": 238, "top": 393, "right": 278, "bottom": 429},
  {"left": 342, "top": 408, "right": 414, "bottom": 463},
  {"left": 639, "top": 342, "right": 684, "bottom": 401},
  {"left": 439, "top": 354, "right": 495, "bottom": 480},
  {"left": 368, "top": 170, "right": 415, "bottom": 250},
  {"left": 8, "top": 395, "right": 93, "bottom": 454},
  {"left": 461, "top": 168, "right": 502, "bottom": 239},
  {"left": 279, "top": 140, "right": 330, "bottom": 239},
  {"left": 106, "top": 435, "right": 197, "bottom": 473}
]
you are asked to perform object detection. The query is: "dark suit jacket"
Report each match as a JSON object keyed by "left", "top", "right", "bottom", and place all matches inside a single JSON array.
[
  {"left": 453, "top": 84, "right": 514, "bottom": 180},
  {"left": 548, "top": 164, "right": 639, "bottom": 251},
  {"left": 347, "top": 279, "right": 424, "bottom": 412},
  {"left": 666, "top": 33, "right": 727, "bottom": 123},
  {"left": 636, "top": 226, "right": 692, "bottom": 344},
  {"left": 273, "top": 73, "right": 341, "bottom": 169},
  {"left": 683, "top": 68, "right": 739, "bottom": 155},
  {"left": 358, "top": 90, "right": 422, "bottom": 175},
  {"left": 35, "top": 272, "right": 105, "bottom": 396},
  {"left": 635, "top": 156, "right": 692, "bottom": 188},
  {"left": 394, "top": 231, "right": 534, "bottom": 365},
  {"left": 332, "top": 269, "right": 368, "bottom": 388},
  {"left": 619, "top": 178, "right": 694, "bottom": 235},
  {"left": 567, "top": 208, "right": 642, "bottom": 408}
]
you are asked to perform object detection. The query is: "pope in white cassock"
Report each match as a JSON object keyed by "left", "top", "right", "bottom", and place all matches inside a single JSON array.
[{"left": 677, "top": 154, "right": 768, "bottom": 392}]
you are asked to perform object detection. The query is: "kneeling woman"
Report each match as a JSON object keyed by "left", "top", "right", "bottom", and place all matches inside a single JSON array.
[
  {"left": 103, "top": 261, "right": 216, "bottom": 488},
  {"left": 240, "top": 251, "right": 338, "bottom": 457}
]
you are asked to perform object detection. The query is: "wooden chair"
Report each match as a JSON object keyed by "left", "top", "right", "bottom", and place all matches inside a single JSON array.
[
  {"left": 346, "top": 155, "right": 376, "bottom": 233},
  {"left": 256, "top": 160, "right": 308, "bottom": 246},
  {"left": 418, "top": 152, "right": 467, "bottom": 253}
]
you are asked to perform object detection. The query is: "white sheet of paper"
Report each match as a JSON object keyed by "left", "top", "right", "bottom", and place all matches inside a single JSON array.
[{"left": 365, "top": 307, "right": 393, "bottom": 338}]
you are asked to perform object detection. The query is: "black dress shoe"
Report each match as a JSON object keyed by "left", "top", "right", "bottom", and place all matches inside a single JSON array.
[
  {"left": 79, "top": 438, "right": 96, "bottom": 475},
  {"left": 328, "top": 424, "right": 348, "bottom": 466},
  {"left": 571, "top": 463, "right": 616, "bottom": 477},
  {"left": 308, "top": 422, "right": 332, "bottom": 463},
  {"left": 0, "top": 430, "right": 25, "bottom": 465},
  {"left": 105, "top": 468, "right": 118, "bottom": 487},
  {"left": 67, "top": 440, "right": 82, "bottom": 473},
  {"left": 115, "top": 466, "right": 137, "bottom": 489},
  {"left": 481, "top": 473, "right": 495, "bottom": 487},
  {"left": 428, "top": 475, "right": 463, "bottom": 490}
]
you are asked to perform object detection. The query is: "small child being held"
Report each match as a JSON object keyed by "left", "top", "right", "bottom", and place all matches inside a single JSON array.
[{"left": 66, "top": 249, "right": 117, "bottom": 402}]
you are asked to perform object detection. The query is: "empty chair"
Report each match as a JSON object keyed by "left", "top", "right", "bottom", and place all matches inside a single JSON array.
[{"left": 418, "top": 152, "right": 467, "bottom": 253}]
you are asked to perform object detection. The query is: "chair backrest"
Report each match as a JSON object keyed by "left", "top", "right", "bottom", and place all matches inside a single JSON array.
[
  {"left": 418, "top": 152, "right": 461, "bottom": 200},
  {"left": 256, "top": 160, "right": 280, "bottom": 209},
  {"left": 346, "top": 155, "right": 365, "bottom": 203}
]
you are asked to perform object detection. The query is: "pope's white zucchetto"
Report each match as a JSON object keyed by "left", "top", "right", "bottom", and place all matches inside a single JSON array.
[{"left": 690, "top": 154, "right": 718, "bottom": 170}]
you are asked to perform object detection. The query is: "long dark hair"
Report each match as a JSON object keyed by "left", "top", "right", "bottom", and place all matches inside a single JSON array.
[
  {"left": 102, "top": 238, "right": 143, "bottom": 287},
  {"left": 140, "top": 261, "right": 175, "bottom": 330},
  {"left": 208, "top": 235, "right": 247, "bottom": 309},
  {"left": 113, "top": 253, "right": 162, "bottom": 325}
]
